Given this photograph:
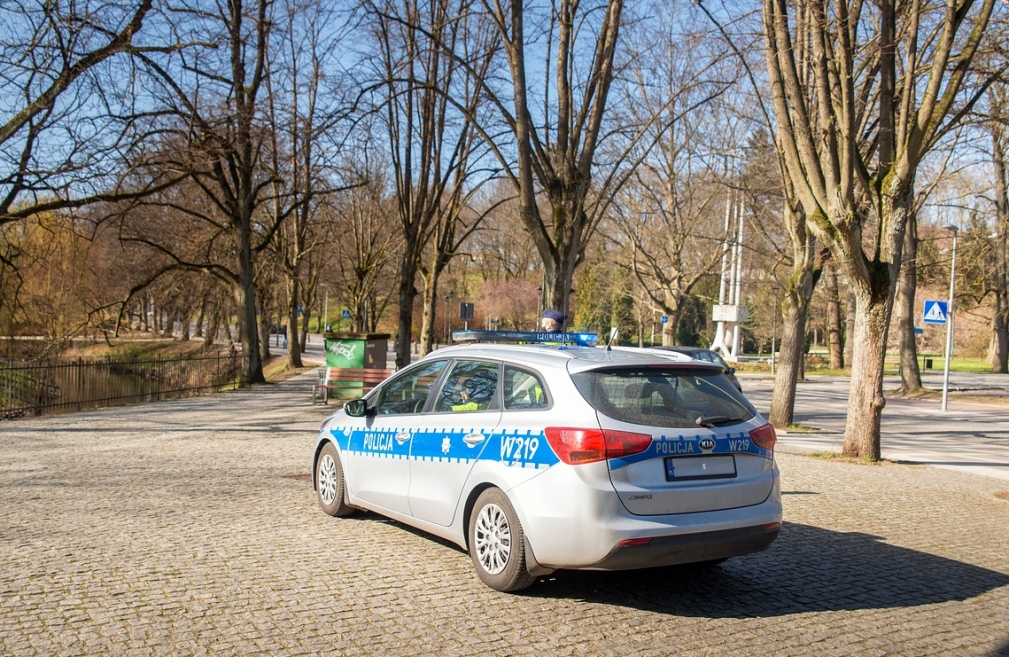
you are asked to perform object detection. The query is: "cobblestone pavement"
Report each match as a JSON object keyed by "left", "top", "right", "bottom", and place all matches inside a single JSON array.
[{"left": 2, "top": 372, "right": 1008, "bottom": 656}]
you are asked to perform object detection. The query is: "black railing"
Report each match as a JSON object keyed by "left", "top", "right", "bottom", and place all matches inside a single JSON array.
[{"left": 1, "top": 353, "right": 244, "bottom": 419}]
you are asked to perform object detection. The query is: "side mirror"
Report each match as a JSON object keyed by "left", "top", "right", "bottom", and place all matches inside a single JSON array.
[
  {"left": 343, "top": 398, "right": 371, "bottom": 417},
  {"left": 726, "top": 367, "right": 736, "bottom": 375}
]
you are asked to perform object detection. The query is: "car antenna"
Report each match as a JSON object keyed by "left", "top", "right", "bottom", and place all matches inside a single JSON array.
[{"left": 605, "top": 327, "right": 618, "bottom": 351}]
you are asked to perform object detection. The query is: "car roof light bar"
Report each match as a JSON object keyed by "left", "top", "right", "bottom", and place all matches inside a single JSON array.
[{"left": 451, "top": 330, "right": 599, "bottom": 346}]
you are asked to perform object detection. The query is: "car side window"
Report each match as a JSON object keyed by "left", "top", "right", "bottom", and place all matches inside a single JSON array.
[
  {"left": 434, "top": 361, "right": 500, "bottom": 413},
  {"left": 503, "top": 366, "right": 547, "bottom": 410},
  {"left": 373, "top": 361, "right": 447, "bottom": 416}
]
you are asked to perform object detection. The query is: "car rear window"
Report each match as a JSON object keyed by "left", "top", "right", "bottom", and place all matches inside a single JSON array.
[{"left": 571, "top": 367, "right": 755, "bottom": 429}]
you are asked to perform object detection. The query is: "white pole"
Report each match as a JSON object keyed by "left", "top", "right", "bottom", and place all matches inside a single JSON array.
[
  {"left": 730, "top": 201, "right": 745, "bottom": 359},
  {"left": 323, "top": 289, "right": 329, "bottom": 332},
  {"left": 712, "top": 193, "right": 733, "bottom": 353},
  {"left": 941, "top": 225, "right": 958, "bottom": 411},
  {"left": 771, "top": 287, "right": 778, "bottom": 376}
]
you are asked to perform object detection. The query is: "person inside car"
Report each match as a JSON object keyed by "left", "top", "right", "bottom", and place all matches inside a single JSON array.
[{"left": 451, "top": 376, "right": 483, "bottom": 412}]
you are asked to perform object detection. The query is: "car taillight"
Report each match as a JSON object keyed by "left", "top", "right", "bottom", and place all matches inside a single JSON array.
[
  {"left": 544, "top": 427, "right": 652, "bottom": 465},
  {"left": 749, "top": 423, "right": 777, "bottom": 450}
]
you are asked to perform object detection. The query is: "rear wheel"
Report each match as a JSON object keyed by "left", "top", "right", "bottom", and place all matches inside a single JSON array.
[
  {"left": 316, "top": 442, "right": 354, "bottom": 517},
  {"left": 468, "top": 488, "right": 535, "bottom": 592}
]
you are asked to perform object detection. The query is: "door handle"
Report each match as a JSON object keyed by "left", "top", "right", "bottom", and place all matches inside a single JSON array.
[{"left": 463, "top": 432, "right": 485, "bottom": 447}]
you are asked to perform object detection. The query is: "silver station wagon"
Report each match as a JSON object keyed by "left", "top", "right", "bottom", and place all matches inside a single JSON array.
[{"left": 313, "top": 333, "right": 782, "bottom": 592}]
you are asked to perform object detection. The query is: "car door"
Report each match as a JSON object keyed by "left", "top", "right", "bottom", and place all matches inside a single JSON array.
[
  {"left": 345, "top": 360, "right": 447, "bottom": 515},
  {"left": 407, "top": 360, "right": 500, "bottom": 527}
]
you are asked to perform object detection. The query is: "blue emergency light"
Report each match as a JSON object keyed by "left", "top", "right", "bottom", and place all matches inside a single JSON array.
[{"left": 451, "top": 330, "right": 598, "bottom": 346}]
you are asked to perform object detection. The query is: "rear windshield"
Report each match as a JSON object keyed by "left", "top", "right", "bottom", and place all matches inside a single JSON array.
[{"left": 571, "top": 367, "right": 755, "bottom": 429}]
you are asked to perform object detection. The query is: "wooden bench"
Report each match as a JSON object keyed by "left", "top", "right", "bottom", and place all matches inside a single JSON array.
[{"left": 312, "top": 367, "right": 394, "bottom": 405}]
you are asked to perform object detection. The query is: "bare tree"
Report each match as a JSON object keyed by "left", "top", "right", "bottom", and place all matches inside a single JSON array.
[
  {"left": 610, "top": 8, "right": 745, "bottom": 346},
  {"left": 0, "top": 0, "right": 187, "bottom": 337},
  {"left": 265, "top": 0, "right": 357, "bottom": 370},
  {"left": 329, "top": 146, "right": 401, "bottom": 335},
  {"left": 134, "top": 0, "right": 289, "bottom": 384},
  {"left": 479, "top": 0, "right": 625, "bottom": 316},
  {"left": 368, "top": 0, "right": 497, "bottom": 368},
  {"left": 695, "top": 2, "right": 821, "bottom": 429},
  {"left": 763, "top": 0, "right": 1002, "bottom": 459},
  {"left": 1, "top": 0, "right": 159, "bottom": 231}
]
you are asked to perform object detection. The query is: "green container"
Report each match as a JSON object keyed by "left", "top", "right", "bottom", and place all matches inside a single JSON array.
[{"left": 323, "top": 333, "right": 390, "bottom": 369}]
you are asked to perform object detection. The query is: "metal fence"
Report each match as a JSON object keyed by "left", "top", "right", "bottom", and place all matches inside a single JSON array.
[{"left": 0, "top": 353, "right": 245, "bottom": 420}]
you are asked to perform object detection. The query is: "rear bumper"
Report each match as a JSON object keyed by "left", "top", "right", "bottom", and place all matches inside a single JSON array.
[
  {"left": 509, "top": 463, "right": 782, "bottom": 570},
  {"left": 589, "top": 522, "right": 780, "bottom": 570}
]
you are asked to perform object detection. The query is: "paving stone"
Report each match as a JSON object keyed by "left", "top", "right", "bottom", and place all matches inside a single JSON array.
[{"left": 1, "top": 371, "right": 1008, "bottom": 656}]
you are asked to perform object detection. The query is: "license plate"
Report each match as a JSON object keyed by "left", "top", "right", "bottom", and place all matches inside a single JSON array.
[{"left": 665, "top": 455, "right": 737, "bottom": 481}]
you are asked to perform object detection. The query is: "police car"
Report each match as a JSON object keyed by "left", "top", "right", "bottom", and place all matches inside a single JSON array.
[{"left": 312, "top": 331, "right": 781, "bottom": 592}]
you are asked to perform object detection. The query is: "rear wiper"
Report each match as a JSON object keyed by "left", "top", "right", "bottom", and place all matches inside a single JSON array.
[{"left": 693, "top": 414, "right": 739, "bottom": 428}]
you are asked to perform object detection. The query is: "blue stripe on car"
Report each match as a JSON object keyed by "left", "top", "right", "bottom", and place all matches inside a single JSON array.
[{"left": 330, "top": 427, "right": 770, "bottom": 469}]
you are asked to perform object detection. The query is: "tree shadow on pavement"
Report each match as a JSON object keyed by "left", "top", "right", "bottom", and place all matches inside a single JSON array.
[{"left": 525, "top": 522, "right": 1009, "bottom": 618}]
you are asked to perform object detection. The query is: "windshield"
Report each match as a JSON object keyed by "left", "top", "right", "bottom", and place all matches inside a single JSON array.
[{"left": 571, "top": 367, "right": 755, "bottom": 429}]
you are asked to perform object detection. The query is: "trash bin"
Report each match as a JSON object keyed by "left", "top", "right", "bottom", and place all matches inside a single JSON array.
[{"left": 323, "top": 332, "right": 390, "bottom": 369}]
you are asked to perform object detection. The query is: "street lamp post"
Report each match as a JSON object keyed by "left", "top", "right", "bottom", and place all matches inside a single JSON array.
[
  {"left": 771, "top": 286, "right": 780, "bottom": 376},
  {"left": 941, "top": 225, "right": 958, "bottom": 412},
  {"left": 322, "top": 283, "right": 329, "bottom": 333},
  {"left": 444, "top": 292, "right": 454, "bottom": 344}
]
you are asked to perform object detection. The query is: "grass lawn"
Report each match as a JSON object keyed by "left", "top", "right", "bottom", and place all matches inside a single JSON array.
[{"left": 735, "top": 354, "right": 994, "bottom": 377}]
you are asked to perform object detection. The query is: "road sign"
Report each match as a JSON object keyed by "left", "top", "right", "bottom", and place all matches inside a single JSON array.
[
  {"left": 923, "top": 300, "right": 947, "bottom": 325},
  {"left": 341, "top": 309, "right": 351, "bottom": 319},
  {"left": 660, "top": 315, "right": 669, "bottom": 324}
]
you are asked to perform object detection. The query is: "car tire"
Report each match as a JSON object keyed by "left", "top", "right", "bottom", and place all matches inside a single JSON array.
[
  {"left": 316, "top": 442, "right": 354, "bottom": 517},
  {"left": 468, "top": 488, "right": 535, "bottom": 592}
]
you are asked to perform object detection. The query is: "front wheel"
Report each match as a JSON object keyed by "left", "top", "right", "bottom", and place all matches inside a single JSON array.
[
  {"left": 316, "top": 442, "right": 354, "bottom": 517},
  {"left": 468, "top": 488, "right": 535, "bottom": 592}
]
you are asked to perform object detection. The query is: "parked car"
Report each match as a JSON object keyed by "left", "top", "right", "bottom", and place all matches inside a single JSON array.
[
  {"left": 312, "top": 338, "right": 780, "bottom": 592},
  {"left": 649, "top": 346, "right": 742, "bottom": 392}
]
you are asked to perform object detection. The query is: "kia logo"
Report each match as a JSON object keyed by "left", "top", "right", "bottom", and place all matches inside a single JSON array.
[{"left": 699, "top": 438, "right": 716, "bottom": 450}]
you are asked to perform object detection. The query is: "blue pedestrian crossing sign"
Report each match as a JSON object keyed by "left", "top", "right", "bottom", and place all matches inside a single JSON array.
[{"left": 923, "top": 300, "right": 947, "bottom": 325}]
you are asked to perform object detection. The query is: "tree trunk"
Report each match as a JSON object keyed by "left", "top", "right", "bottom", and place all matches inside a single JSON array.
[
  {"left": 395, "top": 254, "right": 418, "bottom": 370},
  {"left": 238, "top": 242, "right": 264, "bottom": 385},
  {"left": 896, "top": 215, "right": 921, "bottom": 392},
  {"left": 259, "top": 311, "right": 271, "bottom": 364},
  {"left": 769, "top": 291, "right": 810, "bottom": 428},
  {"left": 204, "top": 304, "right": 219, "bottom": 348},
  {"left": 769, "top": 206, "right": 816, "bottom": 428},
  {"left": 544, "top": 206, "right": 583, "bottom": 323},
  {"left": 844, "top": 285, "right": 855, "bottom": 372},
  {"left": 839, "top": 178, "right": 914, "bottom": 460},
  {"left": 990, "top": 295, "right": 1008, "bottom": 374},
  {"left": 991, "top": 108, "right": 1008, "bottom": 374},
  {"left": 286, "top": 275, "right": 304, "bottom": 370},
  {"left": 823, "top": 261, "right": 844, "bottom": 369},
  {"left": 194, "top": 299, "right": 206, "bottom": 339},
  {"left": 162, "top": 307, "right": 174, "bottom": 338},
  {"left": 841, "top": 283, "right": 893, "bottom": 461},
  {"left": 418, "top": 278, "right": 437, "bottom": 357}
]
